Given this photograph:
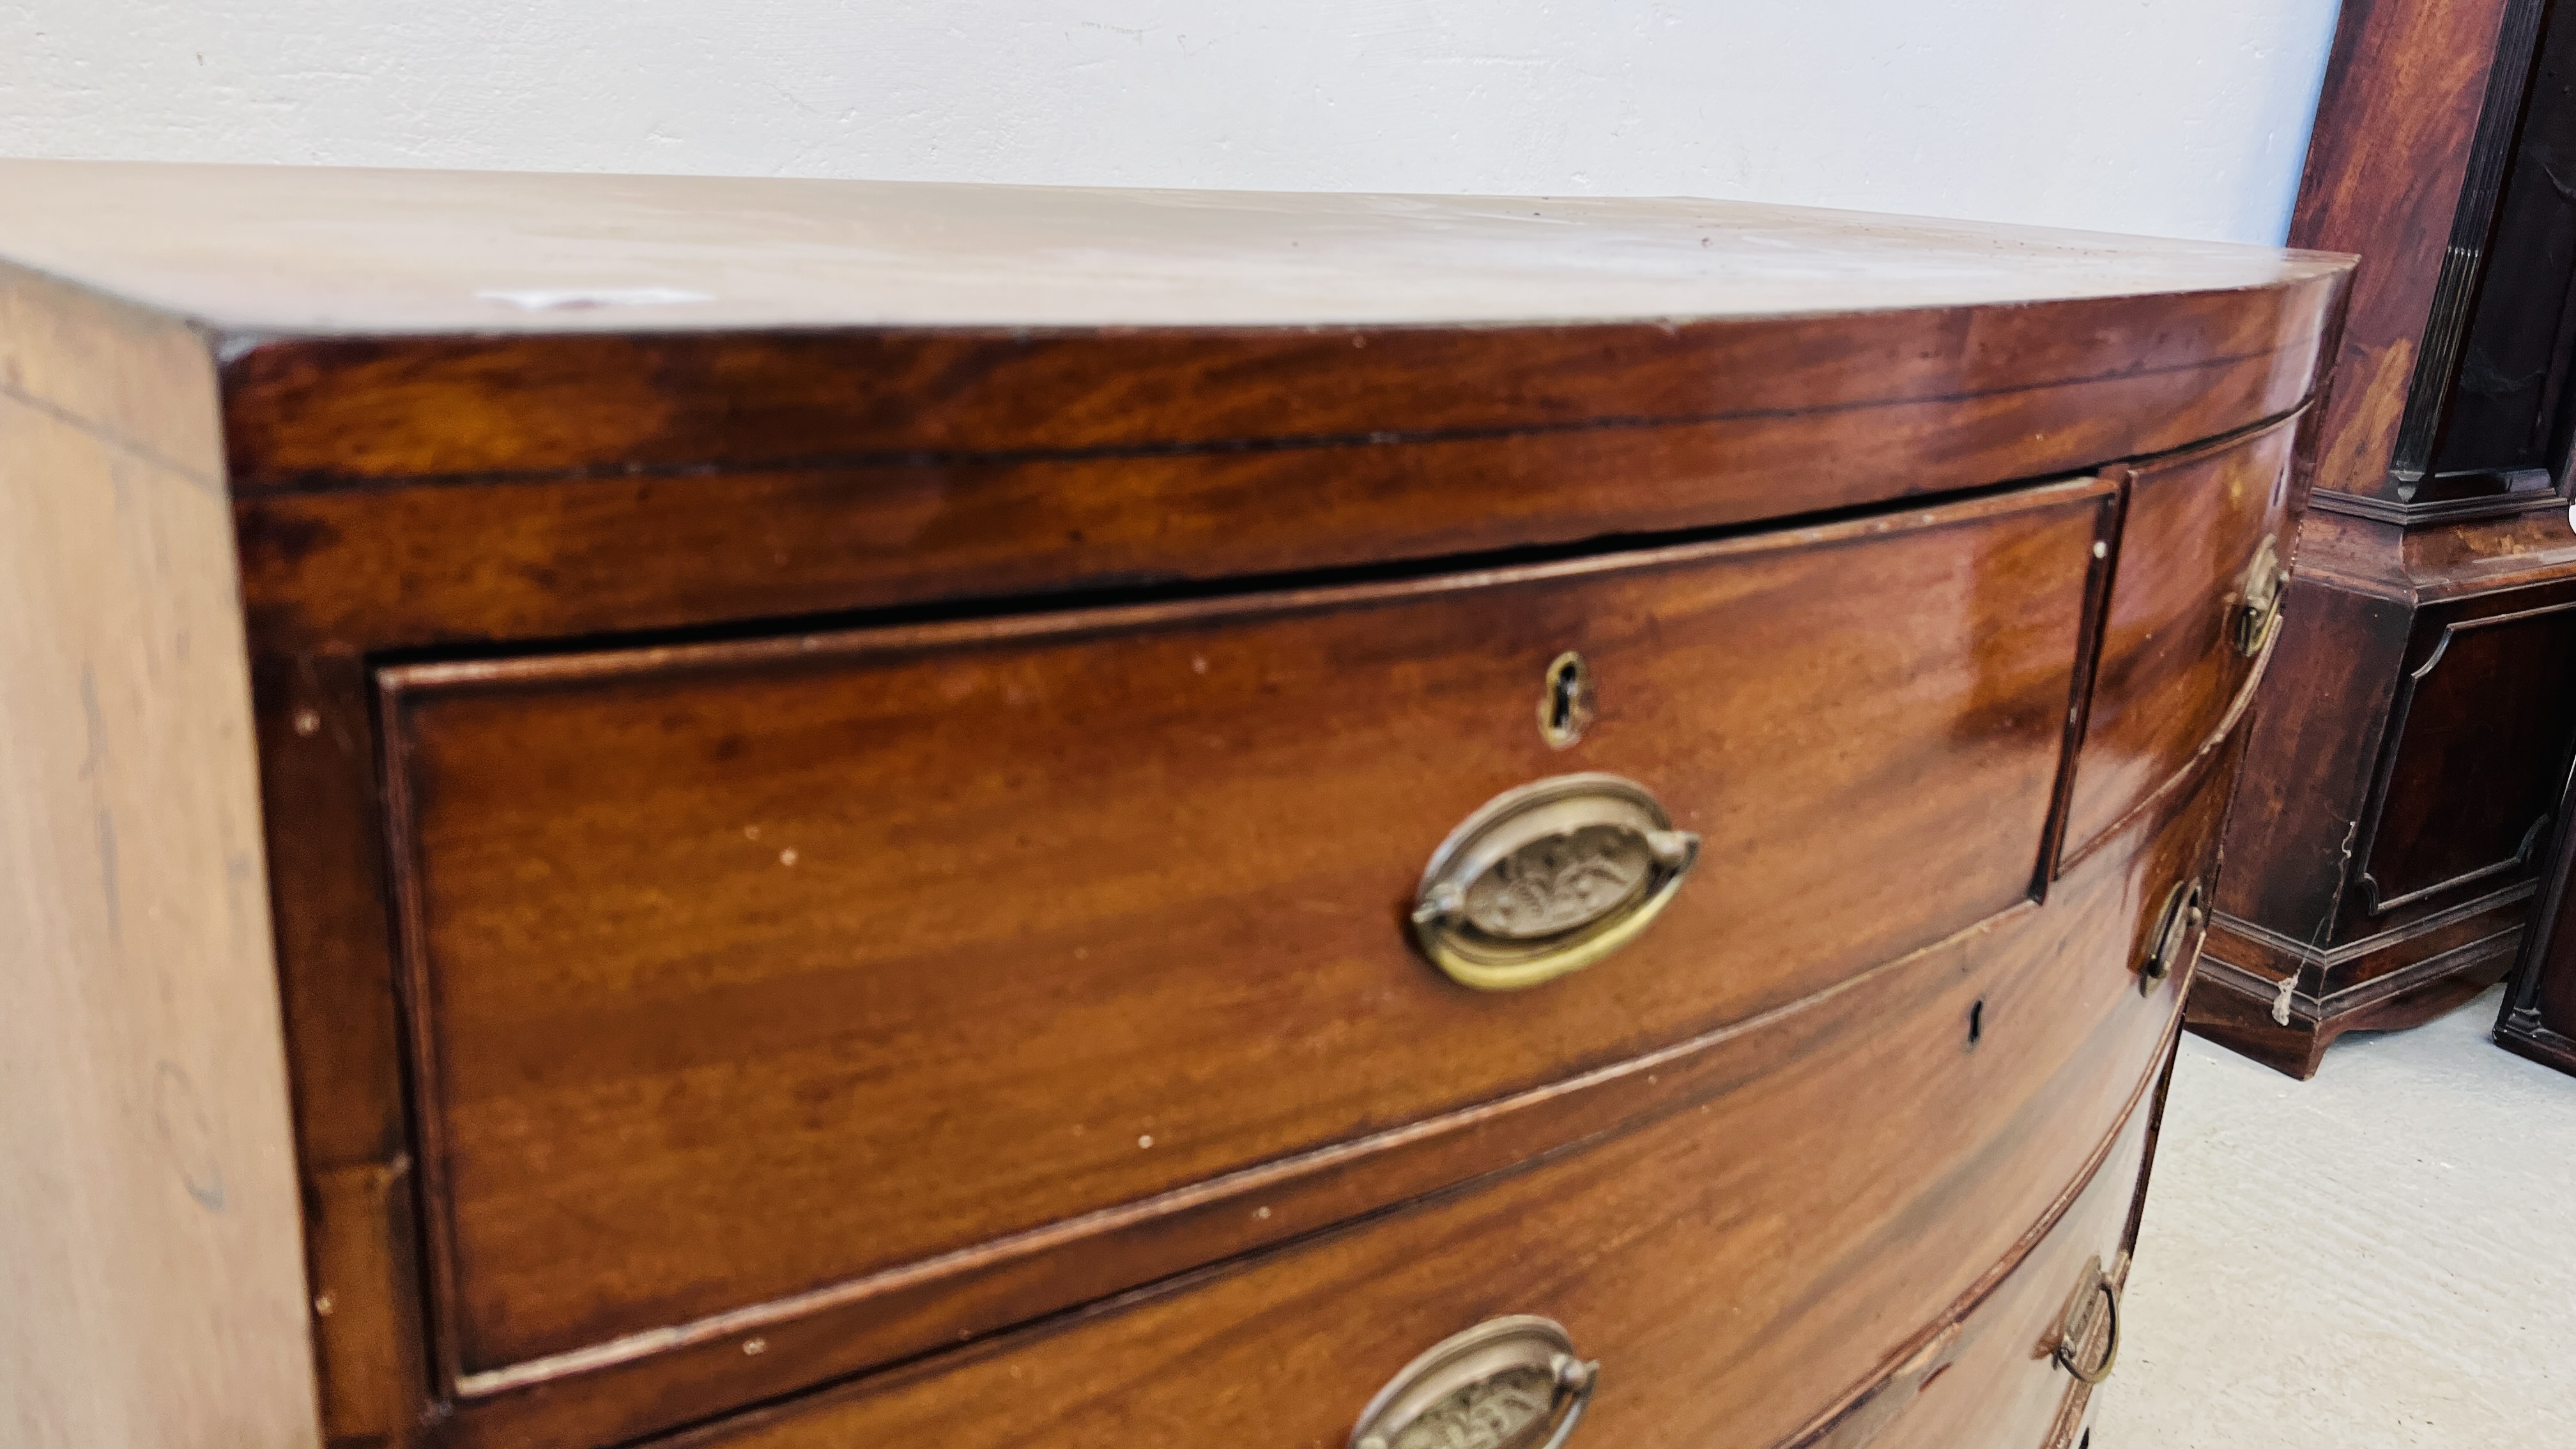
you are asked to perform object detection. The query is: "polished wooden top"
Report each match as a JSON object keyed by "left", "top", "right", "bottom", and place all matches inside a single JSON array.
[{"left": 0, "top": 160, "right": 2347, "bottom": 334}]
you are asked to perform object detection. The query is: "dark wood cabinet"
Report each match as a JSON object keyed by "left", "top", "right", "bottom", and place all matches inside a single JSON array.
[
  {"left": 2189, "top": 0, "right": 2576, "bottom": 1078},
  {"left": 0, "top": 161, "right": 2345, "bottom": 1448},
  {"left": 2497, "top": 749, "right": 2576, "bottom": 1074},
  {"left": 2428, "top": 0, "right": 2576, "bottom": 496}
]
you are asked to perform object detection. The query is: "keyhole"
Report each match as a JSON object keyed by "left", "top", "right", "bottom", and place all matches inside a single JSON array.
[
  {"left": 1967, "top": 999, "right": 1986, "bottom": 1050},
  {"left": 1538, "top": 652, "right": 1593, "bottom": 749}
]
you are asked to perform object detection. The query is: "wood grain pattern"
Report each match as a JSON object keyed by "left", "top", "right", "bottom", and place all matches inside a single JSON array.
[
  {"left": 0, "top": 286, "right": 319, "bottom": 1448},
  {"left": 2199, "top": 882, "right": 2530, "bottom": 1082},
  {"left": 2211, "top": 880, "right": 2534, "bottom": 1002},
  {"left": 2352, "top": 601, "right": 2576, "bottom": 912},
  {"left": 226, "top": 281, "right": 2340, "bottom": 655},
  {"left": 2291, "top": 0, "right": 2524, "bottom": 504},
  {"left": 2201, "top": 0, "right": 2576, "bottom": 1073},
  {"left": 2431, "top": 0, "right": 2576, "bottom": 486},
  {"left": 2395, "top": 504, "right": 2576, "bottom": 590},
  {"left": 2061, "top": 420, "right": 2296, "bottom": 863},
  {"left": 381, "top": 480, "right": 2106, "bottom": 1391},
  {"left": 1855, "top": 1092, "right": 2150, "bottom": 1449},
  {"left": 2193, "top": 935, "right": 2520, "bottom": 1080},
  {"left": 0, "top": 164, "right": 2350, "bottom": 1446},
  {"left": 217, "top": 286, "right": 2340, "bottom": 494},
  {"left": 2205, "top": 525, "right": 2576, "bottom": 1075},
  {"left": 249, "top": 656, "right": 434, "bottom": 1444},
  {"left": 2205, "top": 569, "right": 2414, "bottom": 935},
  {"left": 653, "top": 741, "right": 2230, "bottom": 1449}
]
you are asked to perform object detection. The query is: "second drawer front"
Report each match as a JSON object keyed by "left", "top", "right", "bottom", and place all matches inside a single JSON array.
[
  {"left": 650, "top": 737, "right": 2220, "bottom": 1449},
  {"left": 380, "top": 479, "right": 2106, "bottom": 1384}
]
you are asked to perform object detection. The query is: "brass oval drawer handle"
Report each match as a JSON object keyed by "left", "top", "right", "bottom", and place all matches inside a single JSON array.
[
  {"left": 1350, "top": 1315, "right": 1599, "bottom": 1449},
  {"left": 2234, "top": 535, "right": 2285, "bottom": 657},
  {"left": 2140, "top": 877, "right": 2208, "bottom": 989},
  {"left": 1411, "top": 773, "right": 1700, "bottom": 992},
  {"left": 2052, "top": 1255, "right": 2124, "bottom": 1386}
]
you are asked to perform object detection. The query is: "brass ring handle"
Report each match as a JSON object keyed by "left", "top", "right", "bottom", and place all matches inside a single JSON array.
[
  {"left": 1350, "top": 1316, "right": 1599, "bottom": 1449},
  {"left": 2052, "top": 1261, "right": 2122, "bottom": 1386},
  {"left": 1411, "top": 774, "right": 1699, "bottom": 992},
  {"left": 2234, "top": 535, "right": 2285, "bottom": 657}
]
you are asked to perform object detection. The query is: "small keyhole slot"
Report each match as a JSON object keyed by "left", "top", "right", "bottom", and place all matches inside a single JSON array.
[
  {"left": 1967, "top": 998, "right": 1986, "bottom": 1050},
  {"left": 1538, "top": 652, "right": 1595, "bottom": 749}
]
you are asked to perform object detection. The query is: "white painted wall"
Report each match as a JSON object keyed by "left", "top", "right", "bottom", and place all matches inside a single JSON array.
[{"left": 2, "top": 2, "right": 2340, "bottom": 246}]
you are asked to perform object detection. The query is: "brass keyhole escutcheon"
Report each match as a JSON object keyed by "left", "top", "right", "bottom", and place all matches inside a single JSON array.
[{"left": 1538, "top": 652, "right": 1595, "bottom": 749}]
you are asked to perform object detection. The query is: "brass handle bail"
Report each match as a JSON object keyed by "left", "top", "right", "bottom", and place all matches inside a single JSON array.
[
  {"left": 2141, "top": 877, "right": 2209, "bottom": 990},
  {"left": 2235, "top": 535, "right": 2286, "bottom": 657},
  {"left": 1350, "top": 1316, "right": 1599, "bottom": 1449},
  {"left": 1410, "top": 774, "right": 1699, "bottom": 991},
  {"left": 2053, "top": 1256, "right": 2124, "bottom": 1385}
]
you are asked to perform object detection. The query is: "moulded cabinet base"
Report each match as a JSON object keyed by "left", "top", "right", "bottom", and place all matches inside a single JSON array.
[
  {"left": 2188, "top": 919, "right": 2520, "bottom": 1079},
  {"left": 2490, "top": 728, "right": 2576, "bottom": 1082},
  {"left": 2495, "top": 1004, "right": 2576, "bottom": 1075},
  {"left": 2201, "top": 493, "right": 2576, "bottom": 1080}
]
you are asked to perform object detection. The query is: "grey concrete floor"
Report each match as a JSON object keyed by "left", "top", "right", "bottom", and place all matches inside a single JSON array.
[{"left": 2096, "top": 986, "right": 2576, "bottom": 1446}]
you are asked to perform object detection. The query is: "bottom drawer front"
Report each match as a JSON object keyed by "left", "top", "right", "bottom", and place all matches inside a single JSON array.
[
  {"left": 1852, "top": 1087, "right": 2152, "bottom": 1449},
  {"left": 655, "top": 756, "right": 2227, "bottom": 1449}
]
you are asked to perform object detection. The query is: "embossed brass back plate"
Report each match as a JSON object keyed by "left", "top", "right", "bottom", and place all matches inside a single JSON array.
[
  {"left": 1411, "top": 774, "right": 1700, "bottom": 991},
  {"left": 1349, "top": 1316, "right": 1598, "bottom": 1449}
]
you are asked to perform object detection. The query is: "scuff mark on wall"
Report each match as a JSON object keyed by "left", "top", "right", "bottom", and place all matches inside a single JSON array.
[{"left": 153, "top": 1060, "right": 229, "bottom": 1213}]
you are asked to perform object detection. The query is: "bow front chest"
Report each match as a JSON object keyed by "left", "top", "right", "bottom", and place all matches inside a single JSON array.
[{"left": 0, "top": 162, "right": 2349, "bottom": 1449}]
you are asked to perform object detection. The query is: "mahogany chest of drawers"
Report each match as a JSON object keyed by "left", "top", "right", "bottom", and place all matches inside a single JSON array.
[{"left": 0, "top": 162, "right": 2349, "bottom": 1449}]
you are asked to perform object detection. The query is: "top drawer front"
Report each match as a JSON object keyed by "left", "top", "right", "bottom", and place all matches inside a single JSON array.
[
  {"left": 381, "top": 480, "right": 2106, "bottom": 1380},
  {"left": 2061, "top": 418, "right": 2296, "bottom": 862}
]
